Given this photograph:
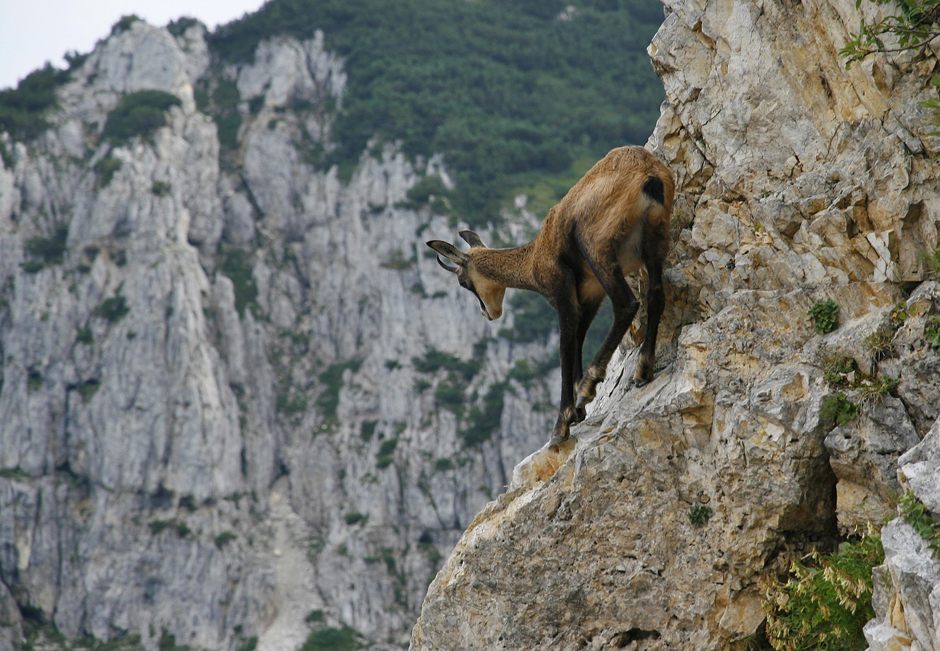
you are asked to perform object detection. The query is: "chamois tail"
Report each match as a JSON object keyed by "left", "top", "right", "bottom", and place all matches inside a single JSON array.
[{"left": 641, "top": 175, "right": 665, "bottom": 206}]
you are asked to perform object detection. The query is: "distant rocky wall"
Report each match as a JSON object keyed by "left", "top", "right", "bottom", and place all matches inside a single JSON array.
[
  {"left": 411, "top": 0, "right": 940, "bottom": 648},
  {"left": 0, "top": 19, "right": 560, "bottom": 651}
]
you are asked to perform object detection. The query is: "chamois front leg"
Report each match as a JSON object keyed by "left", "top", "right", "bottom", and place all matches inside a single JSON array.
[{"left": 549, "top": 279, "right": 580, "bottom": 448}]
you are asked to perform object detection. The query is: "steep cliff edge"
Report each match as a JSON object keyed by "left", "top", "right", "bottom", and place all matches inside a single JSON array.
[{"left": 411, "top": 0, "right": 940, "bottom": 649}]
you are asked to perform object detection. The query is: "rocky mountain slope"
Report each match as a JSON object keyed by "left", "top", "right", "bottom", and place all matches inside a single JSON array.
[
  {"left": 0, "top": 18, "right": 579, "bottom": 651},
  {"left": 411, "top": 0, "right": 940, "bottom": 649}
]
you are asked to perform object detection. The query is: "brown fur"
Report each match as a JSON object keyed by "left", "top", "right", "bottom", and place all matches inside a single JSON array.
[{"left": 428, "top": 146, "right": 674, "bottom": 447}]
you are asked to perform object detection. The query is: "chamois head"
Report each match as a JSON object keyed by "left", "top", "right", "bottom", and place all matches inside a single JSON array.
[{"left": 427, "top": 230, "right": 506, "bottom": 321}]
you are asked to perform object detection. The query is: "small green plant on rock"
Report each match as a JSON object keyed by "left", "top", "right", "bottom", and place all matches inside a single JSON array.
[
  {"left": 809, "top": 299, "right": 840, "bottom": 334},
  {"left": 688, "top": 502, "right": 712, "bottom": 527},
  {"left": 820, "top": 392, "right": 860, "bottom": 427},
  {"left": 899, "top": 490, "right": 940, "bottom": 557},
  {"left": 925, "top": 317, "right": 940, "bottom": 353}
]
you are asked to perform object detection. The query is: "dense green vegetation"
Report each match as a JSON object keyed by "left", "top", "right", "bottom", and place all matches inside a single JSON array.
[
  {"left": 0, "top": 63, "right": 70, "bottom": 143},
  {"left": 209, "top": 0, "right": 664, "bottom": 225},
  {"left": 762, "top": 532, "right": 884, "bottom": 651},
  {"left": 102, "top": 90, "right": 182, "bottom": 145}
]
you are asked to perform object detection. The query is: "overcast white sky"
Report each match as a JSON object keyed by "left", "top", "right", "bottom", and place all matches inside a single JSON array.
[{"left": 0, "top": 0, "right": 269, "bottom": 90}]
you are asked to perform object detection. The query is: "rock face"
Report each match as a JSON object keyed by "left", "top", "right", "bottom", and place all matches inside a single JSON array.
[
  {"left": 0, "top": 20, "right": 560, "bottom": 651},
  {"left": 411, "top": 0, "right": 940, "bottom": 649}
]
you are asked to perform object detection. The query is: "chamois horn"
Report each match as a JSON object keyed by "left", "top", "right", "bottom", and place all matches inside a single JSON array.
[{"left": 459, "top": 230, "right": 486, "bottom": 248}]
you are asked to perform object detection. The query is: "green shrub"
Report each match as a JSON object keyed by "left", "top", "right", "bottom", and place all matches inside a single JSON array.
[
  {"left": 762, "top": 532, "right": 883, "bottom": 651},
  {"left": 316, "top": 360, "right": 362, "bottom": 425},
  {"left": 95, "top": 156, "right": 123, "bottom": 188},
  {"left": 276, "top": 393, "right": 307, "bottom": 415},
  {"left": 360, "top": 420, "right": 377, "bottom": 442},
  {"left": 167, "top": 17, "right": 203, "bottom": 37},
  {"left": 305, "top": 610, "right": 325, "bottom": 623},
  {"left": 344, "top": 512, "right": 367, "bottom": 526},
  {"left": 24, "top": 225, "right": 68, "bottom": 265},
  {"left": 214, "top": 531, "right": 237, "bottom": 549},
  {"left": 0, "top": 63, "right": 69, "bottom": 141},
  {"left": 300, "top": 627, "right": 359, "bottom": 651},
  {"left": 809, "top": 299, "right": 840, "bottom": 334},
  {"left": 95, "top": 294, "right": 129, "bottom": 322},
  {"left": 102, "top": 90, "right": 182, "bottom": 145},
  {"left": 413, "top": 348, "right": 481, "bottom": 380},
  {"left": 21, "top": 260, "right": 45, "bottom": 273},
  {"left": 461, "top": 382, "right": 506, "bottom": 446},
  {"left": 236, "top": 637, "right": 258, "bottom": 651},
  {"left": 376, "top": 437, "right": 398, "bottom": 468},
  {"left": 152, "top": 180, "right": 171, "bottom": 196},
  {"left": 433, "top": 372, "right": 466, "bottom": 417},
  {"left": 434, "top": 458, "right": 454, "bottom": 472},
  {"left": 77, "top": 379, "right": 100, "bottom": 403},
  {"left": 111, "top": 15, "right": 141, "bottom": 36}
]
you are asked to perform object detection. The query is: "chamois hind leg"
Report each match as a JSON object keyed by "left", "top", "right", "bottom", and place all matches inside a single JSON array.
[
  {"left": 572, "top": 297, "right": 602, "bottom": 423},
  {"left": 635, "top": 255, "right": 665, "bottom": 386},
  {"left": 576, "top": 264, "right": 639, "bottom": 409}
]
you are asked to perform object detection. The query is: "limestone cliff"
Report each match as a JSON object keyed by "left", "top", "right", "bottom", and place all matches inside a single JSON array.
[
  {"left": 411, "top": 0, "right": 940, "bottom": 649},
  {"left": 0, "top": 19, "right": 562, "bottom": 651}
]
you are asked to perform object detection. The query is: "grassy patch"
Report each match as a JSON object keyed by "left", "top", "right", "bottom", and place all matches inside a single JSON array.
[
  {"left": 761, "top": 532, "right": 883, "bottom": 651},
  {"left": 76, "top": 379, "right": 101, "bottom": 404},
  {"left": 343, "top": 512, "right": 367, "bottom": 526},
  {"left": 688, "top": 502, "right": 712, "bottom": 527}
]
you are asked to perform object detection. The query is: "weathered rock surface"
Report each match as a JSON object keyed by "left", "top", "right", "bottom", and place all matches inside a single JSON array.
[{"left": 411, "top": 0, "right": 940, "bottom": 648}]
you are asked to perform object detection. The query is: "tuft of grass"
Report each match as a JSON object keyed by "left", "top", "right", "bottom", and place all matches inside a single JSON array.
[
  {"left": 761, "top": 531, "right": 884, "bottom": 651},
  {"left": 809, "top": 299, "right": 840, "bottom": 334},
  {"left": 24, "top": 225, "right": 68, "bottom": 266},
  {"left": 76, "top": 326, "right": 93, "bottom": 344},
  {"left": 376, "top": 438, "right": 398, "bottom": 469},
  {"left": 920, "top": 248, "right": 940, "bottom": 281}
]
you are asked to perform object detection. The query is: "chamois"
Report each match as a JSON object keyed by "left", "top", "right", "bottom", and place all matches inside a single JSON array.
[{"left": 428, "top": 146, "right": 674, "bottom": 447}]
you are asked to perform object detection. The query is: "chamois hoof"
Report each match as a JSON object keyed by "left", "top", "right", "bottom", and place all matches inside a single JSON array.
[
  {"left": 575, "top": 394, "right": 592, "bottom": 410},
  {"left": 574, "top": 406, "right": 587, "bottom": 423},
  {"left": 548, "top": 432, "right": 569, "bottom": 449}
]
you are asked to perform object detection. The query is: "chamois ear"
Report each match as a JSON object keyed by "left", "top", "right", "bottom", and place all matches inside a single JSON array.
[
  {"left": 426, "top": 240, "right": 468, "bottom": 265},
  {"left": 459, "top": 230, "right": 487, "bottom": 248}
]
